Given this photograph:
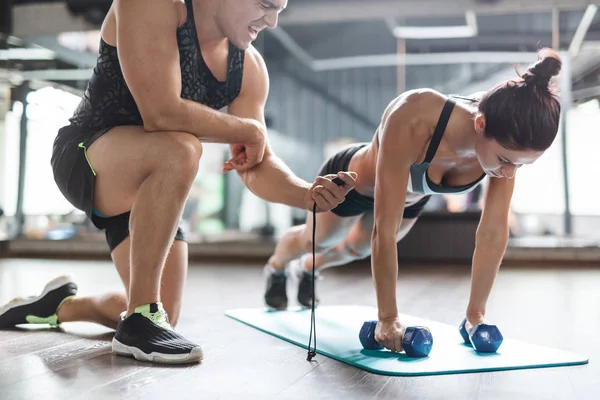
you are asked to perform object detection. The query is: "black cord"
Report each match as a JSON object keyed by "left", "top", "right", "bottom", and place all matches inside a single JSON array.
[{"left": 306, "top": 202, "right": 317, "bottom": 361}]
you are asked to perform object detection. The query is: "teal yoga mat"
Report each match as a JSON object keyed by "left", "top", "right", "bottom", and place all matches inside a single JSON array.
[{"left": 225, "top": 305, "right": 588, "bottom": 376}]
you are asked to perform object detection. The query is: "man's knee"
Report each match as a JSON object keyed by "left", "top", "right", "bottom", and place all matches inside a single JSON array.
[
  {"left": 165, "top": 133, "right": 203, "bottom": 171},
  {"left": 155, "top": 132, "right": 204, "bottom": 191}
]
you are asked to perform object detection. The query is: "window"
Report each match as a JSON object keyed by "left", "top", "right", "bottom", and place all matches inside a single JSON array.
[{"left": 511, "top": 100, "right": 600, "bottom": 217}]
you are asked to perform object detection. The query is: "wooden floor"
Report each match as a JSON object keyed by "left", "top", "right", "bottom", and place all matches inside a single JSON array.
[{"left": 0, "top": 258, "right": 599, "bottom": 400}]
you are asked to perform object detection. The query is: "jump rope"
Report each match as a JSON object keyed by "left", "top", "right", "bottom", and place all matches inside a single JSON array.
[{"left": 306, "top": 176, "right": 345, "bottom": 361}]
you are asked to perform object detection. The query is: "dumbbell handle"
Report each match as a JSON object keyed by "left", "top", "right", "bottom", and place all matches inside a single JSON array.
[
  {"left": 361, "top": 321, "right": 417, "bottom": 349},
  {"left": 359, "top": 321, "right": 433, "bottom": 358}
]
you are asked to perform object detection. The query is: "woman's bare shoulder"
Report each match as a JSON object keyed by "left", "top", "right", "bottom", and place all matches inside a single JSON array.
[{"left": 381, "top": 88, "right": 447, "bottom": 135}]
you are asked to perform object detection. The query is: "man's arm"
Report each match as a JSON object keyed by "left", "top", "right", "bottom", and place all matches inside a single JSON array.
[
  {"left": 465, "top": 175, "right": 516, "bottom": 328},
  {"left": 114, "top": 0, "right": 256, "bottom": 145},
  {"left": 225, "top": 46, "right": 355, "bottom": 211}
]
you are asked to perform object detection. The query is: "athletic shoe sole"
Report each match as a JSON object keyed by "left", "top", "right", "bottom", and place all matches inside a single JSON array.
[{"left": 112, "top": 338, "right": 204, "bottom": 364}]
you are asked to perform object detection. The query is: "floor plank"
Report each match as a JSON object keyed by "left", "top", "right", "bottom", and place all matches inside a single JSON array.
[{"left": 0, "top": 258, "right": 598, "bottom": 400}]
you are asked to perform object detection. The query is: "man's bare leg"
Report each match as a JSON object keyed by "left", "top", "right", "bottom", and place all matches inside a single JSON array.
[
  {"left": 56, "top": 237, "right": 189, "bottom": 329},
  {"left": 86, "top": 126, "right": 203, "bottom": 363},
  {"left": 86, "top": 128, "right": 201, "bottom": 315}
]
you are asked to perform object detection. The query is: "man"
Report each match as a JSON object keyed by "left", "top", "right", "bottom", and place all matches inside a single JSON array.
[{"left": 0, "top": 0, "right": 356, "bottom": 365}]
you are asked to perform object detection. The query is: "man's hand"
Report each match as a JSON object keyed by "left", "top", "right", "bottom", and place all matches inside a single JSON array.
[
  {"left": 222, "top": 119, "right": 267, "bottom": 172},
  {"left": 303, "top": 172, "right": 357, "bottom": 212}
]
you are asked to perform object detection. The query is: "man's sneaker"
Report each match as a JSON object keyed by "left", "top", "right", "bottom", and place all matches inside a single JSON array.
[
  {"left": 289, "top": 258, "right": 320, "bottom": 309},
  {"left": 112, "top": 302, "right": 203, "bottom": 364},
  {"left": 0, "top": 275, "right": 77, "bottom": 328},
  {"left": 264, "top": 264, "right": 288, "bottom": 310}
]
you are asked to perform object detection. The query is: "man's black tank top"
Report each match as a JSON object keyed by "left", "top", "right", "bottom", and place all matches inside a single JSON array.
[{"left": 58, "top": 0, "right": 244, "bottom": 142}]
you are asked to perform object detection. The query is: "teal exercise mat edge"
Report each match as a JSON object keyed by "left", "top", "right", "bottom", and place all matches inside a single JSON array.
[{"left": 225, "top": 307, "right": 589, "bottom": 377}]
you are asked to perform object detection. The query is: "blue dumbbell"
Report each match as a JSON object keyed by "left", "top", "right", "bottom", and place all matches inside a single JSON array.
[
  {"left": 459, "top": 318, "right": 503, "bottom": 353},
  {"left": 359, "top": 321, "right": 433, "bottom": 358}
]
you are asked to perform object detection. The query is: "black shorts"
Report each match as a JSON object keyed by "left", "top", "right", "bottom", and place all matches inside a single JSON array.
[
  {"left": 50, "top": 124, "right": 185, "bottom": 251},
  {"left": 318, "top": 143, "right": 431, "bottom": 219}
]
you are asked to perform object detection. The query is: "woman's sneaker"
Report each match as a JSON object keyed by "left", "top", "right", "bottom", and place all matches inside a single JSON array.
[
  {"left": 112, "top": 302, "right": 203, "bottom": 364},
  {"left": 263, "top": 264, "right": 288, "bottom": 310},
  {"left": 289, "top": 258, "right": 320, "bottom": 309},
  {"left": 0, "top": 275, "right": 77, "bottom": 328}
]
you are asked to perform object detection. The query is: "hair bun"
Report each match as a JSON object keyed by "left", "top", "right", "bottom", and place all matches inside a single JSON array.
[{"left": 522, "top": 48, "right": 562, "bottom": 88}]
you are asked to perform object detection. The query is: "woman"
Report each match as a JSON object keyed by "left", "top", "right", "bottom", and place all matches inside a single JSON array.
[{"left": 264, "top": 48, "right": 562, "bottom": 352}]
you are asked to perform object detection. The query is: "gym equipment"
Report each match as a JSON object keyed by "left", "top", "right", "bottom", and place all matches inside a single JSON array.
[
  {"left": 359, "top": 321, "right": 433, "bottom": 357},
  {"left": 459, "top": 318, "right": 504, "bottom": 353},
  {"left": 332, "top": 177, "right": 345, "bottom": 185},
  {"left": 225, "top": 305, "right": 588, "bottom": 376}
]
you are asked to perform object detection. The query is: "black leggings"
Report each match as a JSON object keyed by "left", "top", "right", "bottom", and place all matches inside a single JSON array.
[{"left": 95, "top": 211, "right": 186, "bottom": 252}]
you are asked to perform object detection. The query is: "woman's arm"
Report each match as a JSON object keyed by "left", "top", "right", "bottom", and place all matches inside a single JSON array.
[
  {"left": 372, "top": 94, "right": 430, "bottom": 322},
  {"left": 466, "top": 175, "right": 516, "bottom": 327}
]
